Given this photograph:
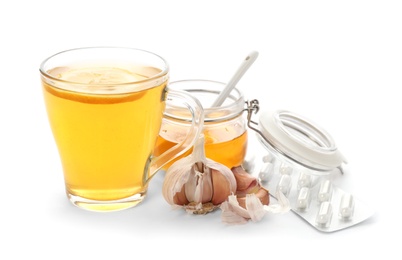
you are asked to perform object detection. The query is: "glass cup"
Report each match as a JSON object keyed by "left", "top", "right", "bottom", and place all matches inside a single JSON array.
[
  {"left": 153, "top": 79, "right": 248, "bottom": 170},
  {"left": 40, "top": 47, "right": 203, "bottom": 212}
]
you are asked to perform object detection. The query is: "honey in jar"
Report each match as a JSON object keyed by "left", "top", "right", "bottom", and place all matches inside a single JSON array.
[{"left": 153, "top": 79, "right": 248, "bottom": 170}]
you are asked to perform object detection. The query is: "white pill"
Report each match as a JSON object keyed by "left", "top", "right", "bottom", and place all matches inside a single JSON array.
[
  {"left": 317, "top": 179, "right": 332, "bottom": 202},
  {"left": 262, "top": 153, "right": 275, "bottom": 163},
  {"left": 316, "top": 201, "right": 332, "bottom": 227},
  {"left": 279, "top": 163, "right": 293, "bottom": 175},
  {"left": 339, "top": 193, "right": 354, "bottom": 219},
  {"left": 258, "top": 162, "right": 274, "bottom": 182},
  {"left": 276, "top": 174, "right": 292, "bottom": 196},
  {"left": 297, "top": 172, "right": 312, "bottom": 189},
  {"left": 297, "top": 187, "right": 311, "bottom": 210}
]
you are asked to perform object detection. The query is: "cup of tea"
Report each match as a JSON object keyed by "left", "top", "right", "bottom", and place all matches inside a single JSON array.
[{"left": 40, "top": 47, "right": 203, "bottom": 212}]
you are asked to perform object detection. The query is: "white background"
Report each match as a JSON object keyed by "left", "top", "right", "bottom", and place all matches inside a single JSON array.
[{"left": 1, "top": 0, "right": 401, "bottom": 259}]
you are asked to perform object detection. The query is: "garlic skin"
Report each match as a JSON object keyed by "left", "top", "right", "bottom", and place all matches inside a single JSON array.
[
  {"left": 162, "top": 135, "right": 237, "bottom": 214},
  {"left": 221, "top": 194, "right": 266, "bottom": 224},
  {"left": 220, "top": 166, "right": 290, "bottom": 224}
]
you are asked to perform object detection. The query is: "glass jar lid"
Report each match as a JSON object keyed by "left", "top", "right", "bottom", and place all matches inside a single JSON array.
[{"left": 256, "top": 110, "right": 346, "bottom": 172}]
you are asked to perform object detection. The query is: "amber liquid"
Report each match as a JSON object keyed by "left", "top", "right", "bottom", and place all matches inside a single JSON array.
[
  {"left": 42, "top": 66, "right": 166, "bottom": 210},
  {"left": 154, "top": 125, "right": 248, "bottom": 170}
]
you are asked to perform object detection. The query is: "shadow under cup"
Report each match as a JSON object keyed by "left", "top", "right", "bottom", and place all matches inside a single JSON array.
[{"left": 40, "top": 47, "right": 202, "bottom": 212}]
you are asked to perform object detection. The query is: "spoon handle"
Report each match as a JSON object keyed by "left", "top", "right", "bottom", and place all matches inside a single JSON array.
[{"left": 212, "top": 51, "right": 259, "bottom": 107}]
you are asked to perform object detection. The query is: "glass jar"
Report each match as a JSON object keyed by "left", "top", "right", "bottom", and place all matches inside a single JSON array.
[
  {"left": 153, "top": 79, "right": 249, "bottom": 170},
  {"left": 242, "top": 110, "right": 376, "bottom": 233},
  {"left": 248, "top": 109, "right": 346, "bottom": 174}
]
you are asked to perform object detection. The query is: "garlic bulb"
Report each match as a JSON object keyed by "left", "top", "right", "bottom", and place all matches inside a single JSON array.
[
  {"left": 162, "top": 135, "right": 290, "bottom": 222},
  {"left": 162, "top": 134, "right": 237, "bottom": 214}
]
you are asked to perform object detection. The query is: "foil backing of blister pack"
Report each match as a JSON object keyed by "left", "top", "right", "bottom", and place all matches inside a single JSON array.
[{"left": 243, "top": 132, "right": 375, "bottom": 233}]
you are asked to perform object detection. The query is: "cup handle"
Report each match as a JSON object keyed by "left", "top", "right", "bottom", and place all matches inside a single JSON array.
[{"left": 148, "top": 88, "right": 204, "bottom": 179}]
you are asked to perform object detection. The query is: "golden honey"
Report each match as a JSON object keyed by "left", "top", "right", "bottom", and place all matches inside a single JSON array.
[{"left": 153, "top": 80, "right": 248, "bottom": 170}]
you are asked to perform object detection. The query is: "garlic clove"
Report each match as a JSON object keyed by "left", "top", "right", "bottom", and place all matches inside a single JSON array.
[
  {"left": 184, "top": 163, "right": 213, "bottom": 204},
  {"left": 232, "top": 166, "right": 258, "bottom": 193},
  {"left": 208, "top": 160, "right": 237, "bottom": 189},
  {"left": 173, "top": 186, "right": 189, "bottom": 205},
  {"left": 211, "top": 168, "right": 236, "bottom": 205},
  {"left": 255, "top": 186, "right": 270, "bottom": 205},
  {"left": 200, "top": 171, "right": 214, "bottom": 204},
  {"left": 162, "top": 156, "right": 192, "bottom": 205},
  {"left": 187, "top": 163, "right": 213, "bottom": 204},
  {"left": 183, "top": 167, "right": 198, "bottom": 203},
  {"left": 236, "top": 186, "right": 270, "bottom": 209}
]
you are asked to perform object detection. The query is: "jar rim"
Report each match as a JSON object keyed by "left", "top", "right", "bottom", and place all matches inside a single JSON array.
[
  {"left": 257, "top": 110, "right": 346, "bottom": 171},
  {"left": 165, "top": 79, "right": 245, "bottom": 122}
]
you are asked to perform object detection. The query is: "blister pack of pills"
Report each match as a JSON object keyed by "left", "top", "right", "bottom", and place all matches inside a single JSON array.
[
  {"left": 243, "top": 109, "right": 375, "bottom": 232},
  {"left": 249, "top": 154, "right": 374, "bottom": 232}
]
